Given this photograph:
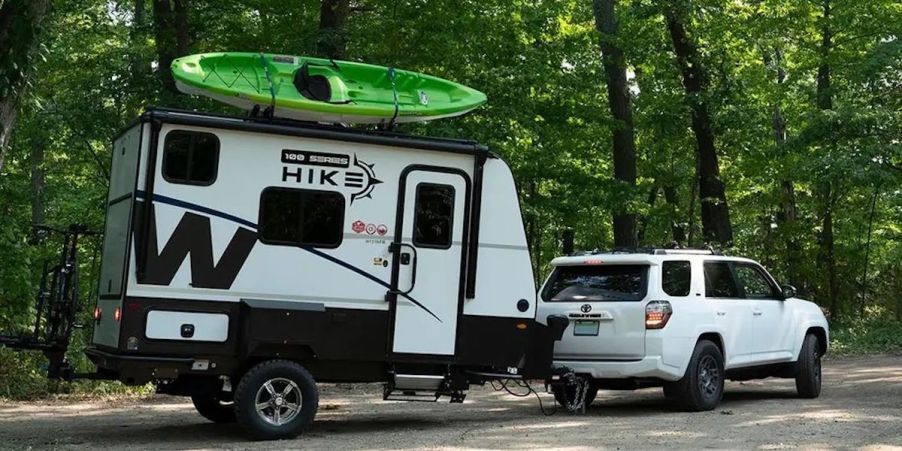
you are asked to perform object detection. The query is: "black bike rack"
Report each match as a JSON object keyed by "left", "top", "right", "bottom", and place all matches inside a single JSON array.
[{"left": 0, "top": 224, "right": 101, "bottom": 380}]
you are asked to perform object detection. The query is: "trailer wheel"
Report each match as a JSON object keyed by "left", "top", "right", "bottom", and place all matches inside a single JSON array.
[
  {"left": 234, "top": 360, "right": 319, "bottom": 440},
  {"left": 191, "top": 394, "right": 236, "bottom": 423}
]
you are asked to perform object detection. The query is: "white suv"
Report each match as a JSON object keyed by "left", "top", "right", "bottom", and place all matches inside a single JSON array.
[{"left": 537, "top": 249, "right": 828, "bottom": 411}]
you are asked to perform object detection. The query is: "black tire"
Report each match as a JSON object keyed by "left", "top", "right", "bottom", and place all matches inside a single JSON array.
[
  {"left": 191, "top": 394, "right": 236, "bottom": 423},
  {"left": 552, "top": 380, "right": 598, "bottom": 408},
  {"left": 795, "top": 333, "right": 822, "bottom": 398},
  {"left": 664, "top": 340, "right": 724, "bottom": 411},
  {"left": 234, "top": 360, "right": 319, "bottom": 440}
]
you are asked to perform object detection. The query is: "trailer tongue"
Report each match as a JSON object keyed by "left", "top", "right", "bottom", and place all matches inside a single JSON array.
[{"left": 1, "top": 108, "right": 572, "bottom": 440}]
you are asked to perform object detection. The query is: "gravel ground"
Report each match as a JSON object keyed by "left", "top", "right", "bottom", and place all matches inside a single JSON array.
[{"left": 0, "top": 355, "right": 899, "bottom": 450}]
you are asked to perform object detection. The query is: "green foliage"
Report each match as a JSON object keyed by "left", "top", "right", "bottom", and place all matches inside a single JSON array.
[
  {"left": 0, "top": 0, "right": 899, "bottom": 398},
  {"left": 829, "top": 306, "right": 902, "bottom": 356}
]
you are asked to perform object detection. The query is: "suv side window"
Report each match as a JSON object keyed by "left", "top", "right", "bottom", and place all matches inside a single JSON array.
[
  {"left": 734, "top": 264, "right": 779, "bottom": 299},
  {"left": 703, "top": 261, "right": 740, "bottom": 298},
  {"left": 662, "top": 261, "right": 691, "bottom": 296}
]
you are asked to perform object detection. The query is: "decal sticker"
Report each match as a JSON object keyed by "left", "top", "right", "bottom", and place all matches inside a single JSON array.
[
  {"left": 365, "top": 223, "right": 377, "bottom": 235},
  {"left": 281, "top": 150, "right": 382, "bottom": 203},
  {"left": 376, "top": 224, "right": 388, "bottom": 236},
  {"left": 372, "top": 257, "right": 389, "bottom": 267},
  {"left": 352, "top": 220, "right": 366, "bottom": 234}
]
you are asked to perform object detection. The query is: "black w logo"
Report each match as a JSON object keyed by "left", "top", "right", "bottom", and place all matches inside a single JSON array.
[{"left": 135, "top": 203, "right": 256, "bottom": 289}]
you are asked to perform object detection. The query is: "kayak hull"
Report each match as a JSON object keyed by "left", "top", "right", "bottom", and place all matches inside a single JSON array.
[{"left": 171, "top": 53, "right": 487, "bottom": 124}]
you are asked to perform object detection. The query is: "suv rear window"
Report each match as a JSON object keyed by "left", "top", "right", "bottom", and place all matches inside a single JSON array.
[{"left": 542, "top": 265, "right": 648, "bottom": 302}]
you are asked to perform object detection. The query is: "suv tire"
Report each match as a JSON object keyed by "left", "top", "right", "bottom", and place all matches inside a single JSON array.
[
  {"left": 234, "top": 360, "right": 319, "bottom": 440},
  {"left": 665, "top": 340, "right": 724, "bottom": 411},
  {"left": 795, "top": 333, "right": 822, "bottom": 398},
  {"left": 552, "top": 380, "right": 598, "bottom": 408}
]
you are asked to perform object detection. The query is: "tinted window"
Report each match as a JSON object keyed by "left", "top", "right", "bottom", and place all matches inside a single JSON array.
[
  {"left": 735, "top": 264, "right": 778, "bottom": 298},
  {"left": 542, "top": 265, "right": 648, "bottom": 302},
  {"left": 163, "top": 130, "right": 219, "bottom": 185},
  {"left": 258, "top": 188, "right": 344, "bottom": 248},
  {"left": 413, "top": 183, "right": 454, "bottom": 248},
  {"left": 662, "top": 261, "right": 692, "bottom": 296},
  {"left": 704, "top": 262, "right": 740, "bottom": 298}
]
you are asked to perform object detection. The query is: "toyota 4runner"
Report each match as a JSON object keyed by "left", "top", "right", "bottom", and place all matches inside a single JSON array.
[{"left": 537, "top": 249, "right": 828, "bottom": 411}]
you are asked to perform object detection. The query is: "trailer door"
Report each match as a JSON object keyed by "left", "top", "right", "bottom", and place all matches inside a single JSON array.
[
  {"left": 92, "top": 124, "right": 142, "bottom": 348},
  {"left": 390, "top": 168, "right": 469, "bottom": 356}
]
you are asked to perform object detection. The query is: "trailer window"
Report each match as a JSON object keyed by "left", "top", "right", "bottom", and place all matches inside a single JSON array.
[
  {"left": 258, "top": 187, "right": 345, "bottom": 248},
  {"left": 163, "top": 130, "right": 219, "bottom": 185},
  {"left": 542, "top": 265, "right": 648, "bottom": 302},
  {"left": 413, "top": 183, "right": 455, "bottom": 249}
]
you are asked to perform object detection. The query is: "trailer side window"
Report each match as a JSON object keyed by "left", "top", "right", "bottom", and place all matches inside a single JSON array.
[
  {"left": 258, "top": 187, "right": 344, "bottom": 248},
  {"left": 163, "top": 130, "right": 219, "bottom": 185},
  {"left": 413, "top": 183, "right": 455, "bottom": 249}
]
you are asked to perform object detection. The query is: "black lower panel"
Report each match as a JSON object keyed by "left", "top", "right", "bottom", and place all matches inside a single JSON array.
[
  {"left": 455, "top": 315, "right": 561, "bottom": 378},
  {"left": 100, "top": 296, "right": 562, "bottom": 384}
]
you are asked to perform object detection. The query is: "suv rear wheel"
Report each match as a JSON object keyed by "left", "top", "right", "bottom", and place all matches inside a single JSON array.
[
  {"left": 552, "top": 379, "right": 598, "bottom": 408},
  {"left": 664, "top": 340, "right": 724, "bottom": 411}
]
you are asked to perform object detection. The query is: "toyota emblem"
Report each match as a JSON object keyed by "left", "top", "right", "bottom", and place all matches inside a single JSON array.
[{"left": 580, "top": 304, "right": 592, "bottom": 313}]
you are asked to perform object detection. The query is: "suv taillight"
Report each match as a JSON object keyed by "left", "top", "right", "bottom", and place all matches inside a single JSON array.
[{"left": 646, "top": 301, "right": 672, "bottom": 329}]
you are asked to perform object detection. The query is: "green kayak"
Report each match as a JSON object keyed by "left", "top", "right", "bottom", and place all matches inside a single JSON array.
[{"left": 171, "top": 52, "right": 487, "bottom": 124}]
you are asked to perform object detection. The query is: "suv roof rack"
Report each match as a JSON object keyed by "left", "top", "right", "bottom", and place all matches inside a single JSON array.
[{"left": 568, "top": 246, "right": 723, "bottom": 256}]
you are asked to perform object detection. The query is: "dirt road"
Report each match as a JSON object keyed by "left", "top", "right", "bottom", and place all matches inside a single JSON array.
[{"left": 0, "top": 355, "right": 899, "bottom": 450}]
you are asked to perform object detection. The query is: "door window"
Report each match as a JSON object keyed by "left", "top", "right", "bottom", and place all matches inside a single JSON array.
[
  {"left": 413, "top": 183, "right": 455, "bottom": 249},
  {"left": 662, "top": 261, "right": 692, "bottom": 296},
  {"left": 735, "top": 264, "right": 779, "bottom": 299},
  {"left": 703, "top": 262, "right": 740, "bottom": 298}
]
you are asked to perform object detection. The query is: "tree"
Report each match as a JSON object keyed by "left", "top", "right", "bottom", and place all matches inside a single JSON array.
[
  {"left": 0, "top": 0, "right": 52, "bottom": 172},
  {"left": 152, "top": 0, "right": 189, "bottom": 93},
  {"left": 317, "top": 0, "right": 350, "bottom": 59},
  {"left": 663, "top": 3, "right": 733, "bottom": 246},
  {"left": 814, "top": 0, "right": 839, "bottom": 315},
  {"left": 593, "top": 0, "right": 638, "bottom": 248}
]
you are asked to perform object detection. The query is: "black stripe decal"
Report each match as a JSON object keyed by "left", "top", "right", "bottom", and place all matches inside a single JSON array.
[{"left": 135, "top": 190, "right": 442, "bottom": 322}]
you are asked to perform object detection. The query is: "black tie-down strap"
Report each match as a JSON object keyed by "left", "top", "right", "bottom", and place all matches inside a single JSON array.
[{"left": 293, "top": 63, "right": 353, "bottom": 105}]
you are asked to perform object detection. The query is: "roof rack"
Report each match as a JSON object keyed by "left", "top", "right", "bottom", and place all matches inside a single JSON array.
[{"left": 568, "top": 246, "right": 723, "bottom": 256}]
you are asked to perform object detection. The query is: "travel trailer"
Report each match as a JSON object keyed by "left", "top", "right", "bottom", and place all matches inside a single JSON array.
[{"left": 1, "top": 108, "right": 568, "bottom": 440}]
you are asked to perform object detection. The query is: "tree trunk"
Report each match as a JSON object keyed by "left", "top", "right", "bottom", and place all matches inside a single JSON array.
[
  {"left": 663, "top": 185, "right": 686, "bottom": 244},
  {"left": 317, "top": 0, "right": 350, "bottom": 59},
  {"left": 0, "top": 0, "right": 52, "bottom": 172},
  {"left": 665, "top": 6, "right": 733, "bottom": 246},
  {"left": 764, "top": 48, "right": 802, "bottom": 288},
  {"left": 593, "top": 0, "right": 638, "bottom": 249},
  {"left": 130, "top": 0, "right": 147, "bottom": 81},
  {"left": 815, "top": 0, "right": 839, "bottom": 315},
  {"left": 152, "top": 0, "right": 189, "bottom": 94},
  {"left": 30, "top": 135, "right": 45, "bottom": 226}
]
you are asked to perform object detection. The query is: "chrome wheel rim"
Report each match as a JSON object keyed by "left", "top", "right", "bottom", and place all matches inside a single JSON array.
[
  {"left": 698, "top": 355, "right": 720, "bottom": 398},
  {"left": 255, "top": 378, "right": 302, "bottom": 426}
]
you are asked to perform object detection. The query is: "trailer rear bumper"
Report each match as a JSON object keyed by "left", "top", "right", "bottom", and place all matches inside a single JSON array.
[{"left": 85, "top": 347, "right": 200, "bottom": 385}]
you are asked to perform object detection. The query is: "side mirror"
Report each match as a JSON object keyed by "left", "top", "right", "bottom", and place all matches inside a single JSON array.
[{"left": 781, "top": 284, "right": 797, "bottom": 299}]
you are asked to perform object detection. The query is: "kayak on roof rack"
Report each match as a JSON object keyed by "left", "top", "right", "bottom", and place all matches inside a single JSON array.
[{"left": 171, "top": 52, "right": 488, "bottom": 125}]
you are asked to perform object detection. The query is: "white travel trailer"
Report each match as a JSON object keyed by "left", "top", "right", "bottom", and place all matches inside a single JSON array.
[{"left": 83, "top": 108, "right": 567, "bottom": 439}]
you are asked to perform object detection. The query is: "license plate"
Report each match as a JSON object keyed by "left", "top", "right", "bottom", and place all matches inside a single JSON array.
[{"left": 573, "top": 320, "right": 600, "bottom": 336}]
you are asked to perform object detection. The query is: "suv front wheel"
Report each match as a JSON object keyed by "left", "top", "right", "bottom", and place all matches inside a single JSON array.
[{"left": 664, "top": 340, "right": 724, "bottom": 411}]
